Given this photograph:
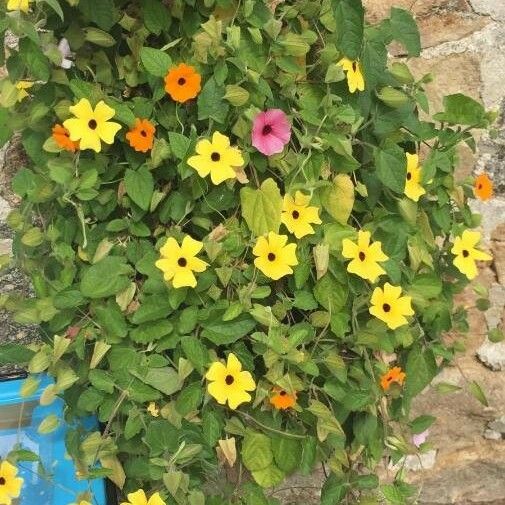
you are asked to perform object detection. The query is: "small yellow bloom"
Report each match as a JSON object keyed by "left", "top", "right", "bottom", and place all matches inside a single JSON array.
[
  {"left": 15, "top": 81, "right": 33, "bottom": 102},
  {"left": 342, "top": 230, "right": 388, "bottom": 283},
  {"left": 205, "top": 353, "right": 256, "bottom": 410},
  {"left": 369, "top": 282, "right": 414, "bottom": 330},
  {"left": 69, "top": 501, "right": 92, "bottom": 505},
  {"left": 451, "top": 230, "right": 492, "bottom": 280},
  {"left": 281, "top": 191, "right": 322, "bottom": 239},
  {"left": 120, "top": 489, "right": 166, "bottom": 505},
  {"left": 147, "top": 402, "right": 159, "bottom": 417},
  {"left": 155, "top": 235, "right": 209, "bottom": 289},
  {"left": 7, "top": 0, "right": 30, "bottom": 12},
  {"left": 337, "top": 57, "right": 365, "bottom": 93},
  {"left": 0, "top": 460, "right": 24, "bottom": 505},
  {"left": 253, "top": 232, "right": 298, "bottom": 280},
  {"left": 187, "top": 132, "right": 244, "bottom": 185},
  {"left": 404, "top": 153, "right": 426, "bottom": 202},
  {"left": 63, "top": 99, "right": 121, "bottom": 153}
]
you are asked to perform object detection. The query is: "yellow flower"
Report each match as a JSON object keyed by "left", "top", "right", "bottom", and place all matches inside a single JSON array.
[
  {"left": 281, "top": 191, "right": 322, "bottom": 239},
  {"left": 120, "top": 489, "right": 166, "bottom": 505},
  {"left": 15, "top": 81, "right": 33, "bottom": 102},
  {"left": 0, "top": 460, "right": 24, "bottom": 505},
  {"left": 337, "top": 57, "right": 365, "bottom": 93},
  {"left": 63, "top": 99, "right": 121, "bottom": 153},
  {"left": 404, "top": 153, "right": 426, "bottom": 202},
  {"left": 7, "top": 0, "right": 30, "bottom": 12},
  {"left": 155, "top": 235, "right": 209, "bottom": 289},
  {"left": 147, "top": 402, "right": 159, "bottom": 417},
  {"left": 205, "top": 353, "right": 256, "bottom": 410},
  {"left": 253, "top": 232, "right": 298, "bottom": 280},
  {"left": 342, "top": 230, "right": 388, "bottom": 283},
  {"left": 451, "top": 230, "right": 492, "bottom": 280},
  {"left": 187, "top": 132, "right": 244, "bottom": 185},
  {"left": 369, "top": 282, "right": 414, "bottom": 330}
]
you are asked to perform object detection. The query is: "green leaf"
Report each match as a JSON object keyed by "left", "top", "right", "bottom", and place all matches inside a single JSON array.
[
  {"left": 321, "top": 174, "right": 355, "bottom": 225},
  {"left": 201, "top": 315, "right": 256, "bottom": 345},
  {"left": 138, "top": 367, "right": 182, "bottom": 395},
  {"left": 433, "top": 93, "right": 488, "bottom": 126},
  {"left": 240, "top": 178, "right": 283, "bottom": 236},
  {"left": 272, "top": 437, "right": 302, "bottom": 474},
  {"left": 130, "top": 320, "right": 174, "bottom": 343},
  {"left": 80, "top": 257, "right": 130, "bottom": 299},
  {"left": 202, "top": 409, "right": 223, "bottom": 447},
  {"left": 142, "top": 0, "right": 171, "bottom": 35},
  {"left": 140, "top": 47, "right": 172, "bottom": 77},
  {"left": 321, "top": 473, "right": 347, "bottom": 505},
  {"left": 19, "top": 39, "right": 50, "bottom": 81},
  {"left": 145, "top": 420, "right": 179, "bottom": 455},
  {"left": 313, "top": 272, "right": 348, "bottom": 312},
  {"left": 175, "top": 382, "right": 202, "bottom": 416},
  {"left": 333, "top": 0, "right": 364, "bottom": 60},
  {"left": 300, "top": 436, "right": 317, "bottom": 475},
  {"left": 181, "top": 336, "right": 209, "bottom": 374},
  {"left": 410, "top": 415, "right": 436, "bottom": 434},
  {"left": 124, "top": 167, "right": 154, "bottom": 211},
  {"left": 390, "top": 8, "right": 421, "bottom": 57},
  {"left": 197, "top": 78, "right": 229, "bottom": 123},
  {"left": 374, "top": 145, "right": 406, "bottom": 194},
  {"left": 468, "top": 380, "right": 488, "bottom": 407},
  {"left": 251, "top": 464, "right": 285, "bottom": 488},
  {"left": 42, "top": 0, "right": 64, "bottom": 20},
  {"left": 130, "top": 294, "right": 172, "bottom": 324},
  {"left": 79, "top": 0, "right": 118, "bottom": 30},
  {"left": 242, "top": 432, "right": 273, "bottom": 471},
  {"left": 489, "top": 328, "right": 504, "bottom": 343},
  {"left": 0, "top": 344, "right": 35, "bottom": 365},
  {"left": 88, "top": 369, "right": 115, "bottom": 394},
  {"left": 168, "top": 132, "right": 191, "bottom": 160},
  {"left": 405, "top": 347, "right": 437, "bottom": 399},
  {"left": 94, "top": 301, "right": 128, "bottom": 339}
]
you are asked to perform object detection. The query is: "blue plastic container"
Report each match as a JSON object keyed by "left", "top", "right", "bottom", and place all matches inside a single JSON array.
[{"left": 0, "top": 374, "right": 107, "bottom": 505}]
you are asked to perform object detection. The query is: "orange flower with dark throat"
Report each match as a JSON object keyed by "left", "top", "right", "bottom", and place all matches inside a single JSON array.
[
  {"left": 270, "top": 387, "right": 297, "bottom": 410},
  {"left": 164, "top": 63, "right": 201, "bottom": 103},
  {"left": 126, "top": 118, "right": 155, "bottom": 153},
  {"left": 52, "top": 124, "right": 79, "bottom": 152},
  {"left": 474, "top": 173, "right": 493, "bottom": 201},
  {"left": 380, "top": 367, "right": 406, "bottom": 391}
]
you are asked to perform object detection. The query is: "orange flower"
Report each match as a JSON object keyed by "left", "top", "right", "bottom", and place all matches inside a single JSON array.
[
  {"left": 52, "top": 123, "right": 79, "bottom": 152},
  {"left": 126, "top": 118, "right": 155, "bottom": 153},
  {"left": 164, "top": 63, "right": 201, "bottom": 103},
  {"left": 269, "top": 387, "right": 297, "bottom": 410},
  {"left": 380, "top": 367, "right": 406, "bottom": 391},
  {"left": 474, "top": 173, "right": 493, "bottom": 201}
]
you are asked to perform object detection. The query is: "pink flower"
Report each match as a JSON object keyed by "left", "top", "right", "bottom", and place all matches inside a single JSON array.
[
  {"left": 251, "top": 109, "right": 291, "bottom": 156},
  {"left": 412, "top": 430, "right": 429, "bottom": 448}
]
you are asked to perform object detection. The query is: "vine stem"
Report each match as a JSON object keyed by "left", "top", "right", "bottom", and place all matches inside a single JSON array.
[{"left": 237, "top": 411, "right": 306, "bottom": 439}]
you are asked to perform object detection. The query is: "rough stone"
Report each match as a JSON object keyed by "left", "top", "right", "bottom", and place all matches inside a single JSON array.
[
  {"left": 403, "top": 450, "right": 438, "bottom": 472},
  {"left": 483, "top": 428, "right": 502, "bottom": 440},
  {"left": 0, "top": 239, "right": 12, "bottom": 256},
  {"left": 363, "top": 0, "right": 488, "bottom": 49},
  {"left": 409, "top": 52, "right": 482, "bottom": 115},
  {"left": 491, "top": 223, "right": 505, "bottom": 285},
  {"left": 0, "top": 196, "right": 10, "bottom": 222},
  {"left": 470, "top": 0, "right": 505, "bottom": 21},
  {"left": 488, "top": 415, "right": 505, "bottom": 433},
  {"left": 477, "top": 339, "right": 505, "bottom": 370}
]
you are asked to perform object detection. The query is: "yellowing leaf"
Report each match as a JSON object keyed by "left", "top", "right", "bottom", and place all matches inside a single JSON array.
[
  {"left": 240, "top": 178, "right": 283, "bottom": 235},
  {"left": 216, "top": 437, "right": 237, "bottom": 467},
  {"left": 321, "top": 174, "right": 354, "bottom": 225}
]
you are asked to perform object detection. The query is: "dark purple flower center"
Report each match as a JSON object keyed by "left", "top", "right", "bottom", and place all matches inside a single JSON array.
[
  {"left": 211, "top": 152, "right": 221, "bottom": 162},
  {"left": 383, "top": 303, "right": 391, "bottom": 313},
  {"left": 268, "top": 253, "right": 276, "bottom": 262},
  {"left": 262, "top": 124, "right": 273, "bottom": 136},
  {"left": 140, "top": 130, "right": 147, "bottom": 137},
  {"left": 225, "top": 375, "right": 234, "bottom": 385},
  {"left": 292, "top": 210, "right": 300, "bottom": 219},
  {"left": 178, "top": 257, "right": 187, "bottom": 267},
  {"left": 462, "top": 250, "right": 469, "bottom": 258},
  {"left": 88, "top": 119, "right": 97, "bottom": 130},
  {"left": 178, "top": 77, "right": 186, "bottom": 85},
  {"left": 359, "top": 251, "right": 366, "bottom": 261},
  {"left": 352, "top": 61, "right": 357, "bottom": 72},
  {"left": 406, "top": 172, "right": 412, "bottom": 181},
  {"left": 0, "top": 477, "right": 5, "bottom": 486},
  {"left": 279, "top": 390, "right": 287, "bottom": 396}
]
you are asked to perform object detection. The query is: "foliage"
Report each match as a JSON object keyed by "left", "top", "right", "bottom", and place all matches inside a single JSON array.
[{"left": 0, "top": 0, "right": 495, "bottom": 503}]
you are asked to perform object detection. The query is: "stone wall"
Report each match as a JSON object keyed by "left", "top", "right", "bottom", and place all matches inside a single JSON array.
[{"left": 363, "top": 1, "right": 505, "bottom": 504}]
